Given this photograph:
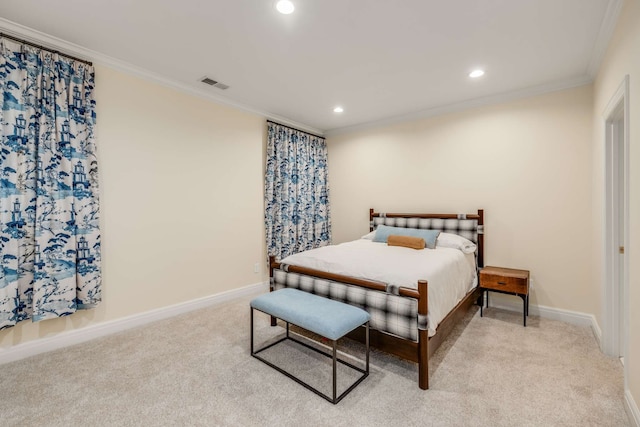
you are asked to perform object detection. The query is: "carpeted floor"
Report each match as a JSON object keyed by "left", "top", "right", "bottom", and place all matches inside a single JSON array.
[{"left": 0, "top": 293, "right": 630, "bottom": 426}]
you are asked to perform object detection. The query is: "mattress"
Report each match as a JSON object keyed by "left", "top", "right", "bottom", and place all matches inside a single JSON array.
[{"left": 279, "top": 239, "right": 477, "bottom": 337}]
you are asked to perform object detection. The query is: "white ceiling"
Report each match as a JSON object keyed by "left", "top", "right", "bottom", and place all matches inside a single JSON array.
[{"left": 0, "top": 0, "right": 621, "bottom": 135}]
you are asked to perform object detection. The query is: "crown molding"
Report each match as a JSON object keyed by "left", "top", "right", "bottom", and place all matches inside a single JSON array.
[
  {"left": 0, "top": 18, "right": 94, "bottom": 62},
  {"left": 325, "top": 75, "right": 593, "bottom": 137},
  {"left": 0, "top": 18, "right": 324, "bottom": 137},
  {"left": 2, "top": 6, "right": 616, "bottom": 140},
  {"left": 586, "top": 0, "right": 624, "bottom": 78}
]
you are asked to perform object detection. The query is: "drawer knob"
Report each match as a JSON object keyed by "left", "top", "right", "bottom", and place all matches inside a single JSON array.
[{"left": 497, "top": 281, "right": 507, "bottom": 285}]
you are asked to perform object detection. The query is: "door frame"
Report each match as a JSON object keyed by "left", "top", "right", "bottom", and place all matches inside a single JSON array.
[{"left": 602, "top": 75, "right": 629, "bottom": 369}]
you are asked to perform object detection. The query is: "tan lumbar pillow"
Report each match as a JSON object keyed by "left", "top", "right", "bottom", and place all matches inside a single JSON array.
[{"left": 387, "top": 234, "right": 425, "bottom": 250}]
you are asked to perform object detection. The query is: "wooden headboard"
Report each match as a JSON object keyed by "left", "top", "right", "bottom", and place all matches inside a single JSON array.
[{"left": 369, "top": 209, "right": 484, "bottom": 268}]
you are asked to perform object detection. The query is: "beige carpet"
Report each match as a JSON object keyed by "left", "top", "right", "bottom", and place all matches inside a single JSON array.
[{"left": 0, "top": 293, "right": 630, "bottom": 427}]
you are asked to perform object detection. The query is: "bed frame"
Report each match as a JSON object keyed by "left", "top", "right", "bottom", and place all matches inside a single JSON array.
[{"left": 268, "top": 209, "right": 484, "bottom": 390}]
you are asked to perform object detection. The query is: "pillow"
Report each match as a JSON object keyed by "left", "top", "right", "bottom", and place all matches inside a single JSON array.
[
  {"left": 361, "top": 230, "right": 376, "bottom": 240},
  {"left": 387, "top": 235, "right": 425, "bottom": 250},
  {"left": 373, "top": 225, "right": 440, "bottom": 249},
  {"left": 436, "top": 232, "right": 477, "bottom": 254}
]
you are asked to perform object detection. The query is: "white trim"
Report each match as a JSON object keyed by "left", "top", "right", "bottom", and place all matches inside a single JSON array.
[
  {"left": 487, "top": 298, "right": 601, "bottom": 344},
  {"left": 590, "top": 313, "right": 603, "bottom": 346},
  {"left": 0, "top": 18, "right": 324, "bottom": 137},
  {"left": 603, "top": 74, "right": 631, "bottom": 118},
  {"left": 587, "top": 0, "right": 624, "bottom": 78},
  {"left": 325, "top": 76, "right": 592, "bottom": 137},
  {"left": 0, "top": 281, "right": 269, "bottom": 365},
  {"left": 626, "top": 389, "right": 640, "bottom": 427},
  {"left": 601, "top": 75, "right": 630, "bottom": 361}
]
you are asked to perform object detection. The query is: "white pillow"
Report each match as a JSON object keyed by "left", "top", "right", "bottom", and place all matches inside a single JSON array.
[
  {"left": 436, "top": 232, "right": 477, "bottom": 254},
  {"left": 361, "top": 230, "right": 376, "bottom": 240}
]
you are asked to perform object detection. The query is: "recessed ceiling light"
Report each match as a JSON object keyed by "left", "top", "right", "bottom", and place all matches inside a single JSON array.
[
  {"left": 276, "top": 0, "right": 294, "bottom": 14},
  {"left": 333, "top": 106, "right": 344, "bottom": 113},
  {"left": 469, "top": 69, "right": 485, "bottom": 78}
]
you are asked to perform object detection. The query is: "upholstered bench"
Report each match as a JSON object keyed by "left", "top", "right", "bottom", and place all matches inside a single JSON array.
[{"left": 250, "top": 288, "right": 370, "bottom": 404}]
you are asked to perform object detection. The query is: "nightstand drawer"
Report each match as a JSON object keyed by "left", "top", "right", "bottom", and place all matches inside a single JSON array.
[{"left": 480, "top": 273, "right": 528, "bottom": 294}]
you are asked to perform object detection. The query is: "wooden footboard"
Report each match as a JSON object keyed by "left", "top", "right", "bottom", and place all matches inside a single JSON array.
[{"left": 269, "top": 257, "right": 482, "bottom": 390}]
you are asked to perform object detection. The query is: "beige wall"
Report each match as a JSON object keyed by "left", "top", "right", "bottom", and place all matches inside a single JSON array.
[
  {"left": 0, "top": 65, "right": 266, "bottom": 349},
  {"left": 593, "top": 0, "right": 640, "bottom": 415},
  {"left": 328, "top": 85, "right": 595, "bottom": 314},
  {"left": 1, "top": 5, "right": 637, "bottom": 417}
]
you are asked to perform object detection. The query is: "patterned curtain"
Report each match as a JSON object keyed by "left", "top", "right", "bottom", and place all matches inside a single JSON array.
[
  {"left": 0, "top": 37, "right": 101, "bottom": 329},
  {"left": 265, "top": 122, "right": 331, "bottom": 260}
]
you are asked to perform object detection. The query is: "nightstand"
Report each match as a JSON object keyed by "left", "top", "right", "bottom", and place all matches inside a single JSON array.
[{"left": 479, "top": 266, "right": 530, "bottom": 326}]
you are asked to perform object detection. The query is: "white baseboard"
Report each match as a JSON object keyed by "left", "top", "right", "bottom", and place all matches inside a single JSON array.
[
  {"left": 0, "top": 281, "right": 269, "bottom": 365},
  {"left": 487, "top": 297, "right": 601, "bottom": 345},
  {"left": 626, "top": 389, "right": 640, "bottom": 427}
]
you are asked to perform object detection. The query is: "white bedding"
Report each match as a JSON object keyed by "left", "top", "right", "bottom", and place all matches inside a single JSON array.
[{"left": 280, "top": 239, "right": 477, "bottom": 336}]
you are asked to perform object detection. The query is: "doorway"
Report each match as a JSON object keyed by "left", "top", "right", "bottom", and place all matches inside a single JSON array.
[{"left": 603, "top": 75, "right": 629, "bottom": 363}]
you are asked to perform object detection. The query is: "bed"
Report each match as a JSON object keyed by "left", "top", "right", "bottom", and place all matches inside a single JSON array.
[{"left": 268, "top": 209, "right": 484, "bottom": 389}]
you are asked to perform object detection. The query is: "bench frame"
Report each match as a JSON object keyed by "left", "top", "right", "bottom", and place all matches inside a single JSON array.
[{"left": 251, "top": 307, "right": 370, "bottom": 404}]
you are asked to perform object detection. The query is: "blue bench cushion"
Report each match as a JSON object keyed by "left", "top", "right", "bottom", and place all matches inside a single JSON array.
[{"left": 251, "top": 288, "right": 370, "bottom": 341}]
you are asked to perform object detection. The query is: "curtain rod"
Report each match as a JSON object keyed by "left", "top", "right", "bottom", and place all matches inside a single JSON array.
[
  {"left": 267, "top": 120, "right": 325, "bottom": 140},
  {"left": 0, "top": 32, "right": 93, "bottom": 66}
]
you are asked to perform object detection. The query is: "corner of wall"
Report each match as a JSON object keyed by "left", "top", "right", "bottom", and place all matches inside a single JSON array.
[
  {"left": 590, "top": 314, "right": 603, "bottom": 349},
  {"left": 625, "top": 389, "right": 640, "bottom": 427},
  {"left": 489, "top": 298, "right": 598, "bottom": 331}
]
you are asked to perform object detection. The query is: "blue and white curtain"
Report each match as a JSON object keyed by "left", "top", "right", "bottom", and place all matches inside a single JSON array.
[
  {"left": 265, "top": 122, "right": 331, "bottom": 260},
  {"left": 0, "top": 37, "right": 101, "bottom": 329}
]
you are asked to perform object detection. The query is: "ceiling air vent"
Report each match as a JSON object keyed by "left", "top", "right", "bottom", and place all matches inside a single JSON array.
[{"left": 200, "top": 76, "right": 229, "bottom": 90}]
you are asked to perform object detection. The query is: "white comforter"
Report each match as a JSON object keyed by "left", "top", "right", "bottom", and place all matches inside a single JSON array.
[{"left": 280, "top": 239, "right": 477, "bottom": 336}]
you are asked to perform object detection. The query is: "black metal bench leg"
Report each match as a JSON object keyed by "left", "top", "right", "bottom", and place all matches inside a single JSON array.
[
  {"left": 250, "top": 308, "right": 254, "bottom": 354},
  {"left": 333, "top": 340, "right": 337, "bottom": 403},
  {"left": 366, "top": 322, "right": 370, "bottom": 372}
]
